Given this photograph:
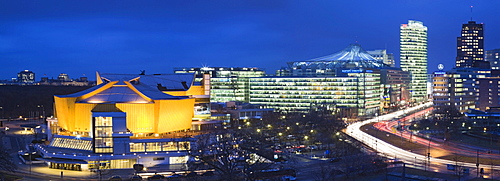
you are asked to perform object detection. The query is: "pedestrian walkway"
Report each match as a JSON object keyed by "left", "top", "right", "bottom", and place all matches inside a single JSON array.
[{"left": 15, "top": 164, "right": 138, "bottom": 180}]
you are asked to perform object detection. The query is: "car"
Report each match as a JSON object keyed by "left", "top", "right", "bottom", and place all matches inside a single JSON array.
[
  {"left": 129, "top": 175, "right": 142, "bottom": 181},
  {"left": 107, "top": 175, "right": 122, "bottom": 181},
  {"left": 329, "top": 158, "right": 341, "bottom": 163},
  {"left": 147, "top": 174, "right": 165, "bottom": 180},
  {"left": 201, "top": 171, "right": 215, "bottom": 176},
  {"left": 307, "top": 145, "right": 318, "bottom": 150},
  {"left": 186, "top": 172, "right": 198, "bottom": 177},
  {"left": 168, "top": 174, "right": 183, "bottom": 178}
]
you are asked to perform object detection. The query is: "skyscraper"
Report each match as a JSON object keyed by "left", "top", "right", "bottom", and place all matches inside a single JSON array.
[
  {"left": 456, "top": 21, "right": 485, "bottom": 68},
  {"left": 400, "top": 20, "right": 428, "bottom": 102}
]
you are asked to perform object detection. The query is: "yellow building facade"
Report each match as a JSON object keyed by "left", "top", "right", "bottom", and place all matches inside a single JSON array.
[{"left": 54, "top": 72, "right": 208, "bottom": 137}]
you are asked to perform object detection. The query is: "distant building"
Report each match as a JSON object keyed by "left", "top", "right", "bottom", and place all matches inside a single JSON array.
[
  {"left": 174, "top": 67, "right": 265, "bottom": 79},
  {"left": 210, "top": 101, "right": 273, "bottom": 128},
  {"left": 464, "top": 108, "right": 500, "bottom": 130},
  {"left": 175, "top": 67, "right": 266, "bottom": 103},
  {"left": 432, "top": 68, "right": 490, "bottom": 112},
  {"left": 400, "top": 20, "right": 428, "bottom": 103},
  {"left": 431, "top": 70, "right": 449, "bottom": 110},
  {"left": 380, "top": 68, "right": 411, "bottom": 110},
  {"left": 277, "top": 44, "right": 386, "bottom": 77},
  {"left": 261, "top": 44, "right": 387, "bottom": 116},
  {"left": 367, "top": 49, "right": 395, "bottom": 67},
  {"left": 57, "top": 73, "right": 71, "bottom": 81},
  {"left": 17, "top": 70, "right": 35, "bottom": 83},
  {"left": 456, "top": 21, "right": 487, "bottom": 69},
  {"left": 39, "top": 73, "right": 94, "bottom": 86},
  {"left": 475, "top": 77, "right": 500, "bottom": 111},
  {"left": 486, "top": 49, "right": 500, "bottom": 72}
]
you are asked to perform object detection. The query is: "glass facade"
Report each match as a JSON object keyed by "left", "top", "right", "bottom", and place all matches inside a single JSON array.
[
  {"left": 400, "top": 20, "right": 428, "bottom": 102},
  {"left": 211, "top": 77, "right": 250, "bottom": 102},
  {"left": 110, "top": 159, "right": 136, "bottom": 169},
  {"left": 93, "top": 116, "right": 114, "bottom": 153},
  {"left": 129, "top": 141, "right": 190, "bottom": 152},
  {"left": 50, "top": 137, "right": 92, "bottom": 151},
  {"left": 249, "top": 73, "right": 381, "bottom": 115}
]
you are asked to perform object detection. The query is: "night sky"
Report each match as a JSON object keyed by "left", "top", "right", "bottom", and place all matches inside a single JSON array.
[{"left": 1, "top": 0, "right": 499, "bottom": 80}]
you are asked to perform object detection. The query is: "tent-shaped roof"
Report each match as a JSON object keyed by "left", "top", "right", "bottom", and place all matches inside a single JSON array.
[
  {"left": 55, "top": 73, "right": 195, "bottom": 102},
  {"left": 307, "top": 44, "right": 377, "bottom": 62},
  {"left": 288, "top": 44, "right": 386, "bottom": 69}
]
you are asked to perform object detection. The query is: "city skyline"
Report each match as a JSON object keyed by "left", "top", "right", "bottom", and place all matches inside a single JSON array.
[{"left": 1, "top": 0, "right": 499, "bottom": 79}]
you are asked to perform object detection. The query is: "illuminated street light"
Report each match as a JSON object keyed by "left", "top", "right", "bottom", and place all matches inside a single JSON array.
[{"left": 256, "top": 129, "right": 261, "bottom": 133}]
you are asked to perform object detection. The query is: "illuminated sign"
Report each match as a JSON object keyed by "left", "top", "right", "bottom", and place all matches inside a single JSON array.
[{"left": 341, "top": 69, "right": 363, "bottom": 73}]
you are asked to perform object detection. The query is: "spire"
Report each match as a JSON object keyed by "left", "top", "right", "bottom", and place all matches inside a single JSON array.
[{"left": 470, "top": 5, "right": 473, "bottom": 21}]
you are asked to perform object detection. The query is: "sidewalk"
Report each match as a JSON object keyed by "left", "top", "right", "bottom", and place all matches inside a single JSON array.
[{"left": 12, "top": 153, "right": 137, "bottom": 181}]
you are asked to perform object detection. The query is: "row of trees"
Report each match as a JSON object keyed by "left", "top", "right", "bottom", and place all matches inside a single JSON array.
[{"left": 183, "top": 104, "right": 359, "bottom": 180}]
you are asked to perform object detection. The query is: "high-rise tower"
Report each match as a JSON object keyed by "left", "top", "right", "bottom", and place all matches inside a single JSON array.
[
  {"left": 456, "top": 21, "right": 485, "bottom": 68},
  {"left": 400, "top": 20, "right": 428, "bottom": 103}
]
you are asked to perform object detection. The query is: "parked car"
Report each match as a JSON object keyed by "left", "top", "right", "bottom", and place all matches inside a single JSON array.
[
  {"left": 329, "top": 157, "right": 341, "bottom": 163},
  {"left": 107, "top": 175, "right": 122, "bottom": 181},
  {"left": 202, "top": 171, "right": 215, "bottom": 177},
  {"left": 129, "top": 175, "right": 142, "bottom": 181},
  {"left": 147, "top": 174, "right": 165, "bottom": 180}
]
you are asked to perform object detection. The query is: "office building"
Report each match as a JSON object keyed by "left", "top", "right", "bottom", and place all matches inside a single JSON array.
[
  {"left": 464, "top": 108, "right": 500, "bottom": 130},
  {"left": 431, "top": 70, "right": 450, "bottom": 110},
  {"left": 249, "top": 74, "right": 381, "bottom": 116},
  {"left": 400, "top": 20, "right": 428, "bottom": 103},
  {"left": 486, "top": 49, "right": 500, "bottom": 71},
  {"left": 380, "top": 68, "right": 411, "bottom": 110},
  {"left": 475, "top": 77, "right": 500, "bottom": 111},
  {"left": 258, "top": 44, "right": 386, "bottom": 116},
  {"left": 456, "top": 21, "right": 486, "bottom": 69},
  {"left": 175, "top": 67, "right": 265, "bottom": 103},
  {"left": 367, "top": 49, "right": 395, "bottom": 67},
  {"left": 432, "top": 68, "right": 490, "bottom": 112},
  {"left": 174, "top": 67, "right": 265, "bottom": 79}
]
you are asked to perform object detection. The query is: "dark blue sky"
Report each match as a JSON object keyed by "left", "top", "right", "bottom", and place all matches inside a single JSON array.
[{"left": 1, "top": 0, "right": 499, "bottom": 80}]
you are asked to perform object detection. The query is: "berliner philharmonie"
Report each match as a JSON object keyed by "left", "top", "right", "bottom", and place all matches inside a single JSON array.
[{"left": 36, "top": 72, "right": 211, "bottom": 171}]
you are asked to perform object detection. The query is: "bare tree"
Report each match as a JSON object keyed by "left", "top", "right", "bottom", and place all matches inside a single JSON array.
[
  {"left": 0, "top": 134, "right": 17, "bottom": 172},
  {"left": 188, "top": 130, "right": 273, "bottom": 180},
  {"left": 452, "top": 153, "right": 466, "bottom": 181}
]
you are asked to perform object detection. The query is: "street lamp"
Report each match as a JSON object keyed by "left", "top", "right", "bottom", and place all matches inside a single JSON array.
[
  {"left": 427, "top": 137, "right": 432, "bottom": 171},
  {"left": 476, "top": 150, "right": 480, "bottom": 178}
]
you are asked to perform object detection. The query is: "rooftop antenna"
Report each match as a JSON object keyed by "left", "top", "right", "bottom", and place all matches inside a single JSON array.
[{"left": 470, "top": 5, "right": 473, "bottom": 21}]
